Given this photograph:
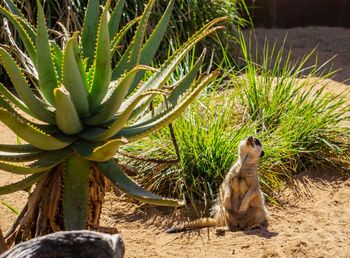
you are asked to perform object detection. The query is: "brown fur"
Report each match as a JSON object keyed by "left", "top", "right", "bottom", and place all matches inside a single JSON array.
[{"left": 166, "top": 136, "right": 267, "bottom": 233}]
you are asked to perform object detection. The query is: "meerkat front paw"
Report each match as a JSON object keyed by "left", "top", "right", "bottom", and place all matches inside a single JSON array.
[
  {"left": 238, "top": 206, "right": 247, "bottom": 214},
  {"left": 215, "top": 226, "right": 229, "bottom": 235}
]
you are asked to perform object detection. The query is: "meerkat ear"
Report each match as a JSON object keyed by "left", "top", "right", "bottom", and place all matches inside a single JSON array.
[
  {"left": 254, "top": 138, "right": 262, "bottom": 147},
  {"left": 260, "top": 150, "right": 265, "bottom": 157},
  {"left": 246, "top": 135, "right": 254, "bottom": 147},
  {"left": 247, "top": 135, "right": 254, "bottom": 145}
]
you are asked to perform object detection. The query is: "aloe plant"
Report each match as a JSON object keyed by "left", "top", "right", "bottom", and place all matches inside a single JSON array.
[{"left": 0, "top": 0, "right": 224, "bottom": 242}]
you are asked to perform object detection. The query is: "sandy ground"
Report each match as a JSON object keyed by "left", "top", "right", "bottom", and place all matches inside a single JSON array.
[
  {"left": 241, "top": 26, "right": 350, "bottom": 85},
  {"left": 100, "top": 169, "right": 350, "bottom": 258},
  {"left": 1, "top": 26, "right": 350, "bottom": 257}
]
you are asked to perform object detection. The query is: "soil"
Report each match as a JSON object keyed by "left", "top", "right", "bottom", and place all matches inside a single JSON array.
[
  {"left": 100, "top": 169, "right": 350, "bottom": 258},
  {"left": 1, "top": 27, "right": 350, "bottom": 257}
]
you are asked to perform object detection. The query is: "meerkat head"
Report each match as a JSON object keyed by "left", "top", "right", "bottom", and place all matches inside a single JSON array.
[{"left": 238, "top": 135, "right": 264, "bottom": 162}]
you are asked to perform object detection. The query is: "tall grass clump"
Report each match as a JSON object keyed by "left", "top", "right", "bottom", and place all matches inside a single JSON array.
[
  {"left": 119, "top": 34, "right": 350, "bottom": 208},
  {"left": 236, "top": 34, "right": 350, "bottom": 178}
]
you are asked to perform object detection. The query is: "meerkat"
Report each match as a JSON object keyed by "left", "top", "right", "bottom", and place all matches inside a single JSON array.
[
  {"left": 166, "top": 136, "right": 267, "bottom": 233},
  {"left": 235, "top": 136, "right": 268, "bottom": 229}
]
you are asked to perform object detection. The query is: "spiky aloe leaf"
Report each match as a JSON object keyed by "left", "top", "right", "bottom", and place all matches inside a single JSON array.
[
  {"left": 0, "top": 82, "right": 31, "bottom": 115},
  {"left": 0, "top": 94, "right": 58, "bottom": 134},
  {"left": 0, "top": 172, "right": 48, "bottom": 195},
  {"left": 108, "top": 0, "right": 125, "bottom": 39},
  {"left": 120, "top": 18, "right": 226, "bottom": 115},
  {"left": 167, "top": 49, "right": 206, "bottom": 105},
  {"left": 0, "top": 149, "right": 70, "bottom": 174},
  {"left": 63, "top": 36, "right": 89, "bottom": 117},
  {"left": 0, "top": 144, "right": 38, "bottom": 153},
  {"left": 2, "top": 0, "right": 37, "bottom": 46},
  {"left": 97, "top": 159, "right": 184, "bottom": 206},
  {"left": 36, "top": 0, "right": 58, "bottom": 105},
  {"left": 0, "top": 91, "right": 15, "bottom": 111},
  {"left": 0, "top": 47, "right": 55, "bottom": 123},
  {"left": 14, "top": 16, "right": 37, "bottom": 47},
  {"left": 0, "top": 6, "right": 36, "bottom": 63},
  {"left": 81, "top": 0, "right": 100, "bottom": 67},
  {"left": 2, "top": 0, "right": 22, "bottom": 18},
  {"left": 54, "top": 87, "right": 84, "bottom": 135},
  {"left": 0, "top": 151, "right": 42, "bottom": 162},
  {"left": 88, "top": 0, "right": 112, "bottom": 112},
  {"left": 80, "top": 91, "right": 159, "bottom": 142},
  {"left": 112, "top": 0, "right": 156, "bottom": 80},
  {"left": 72, "top": 138, "right": 127, "bottom": 162},
  {"left": 129, "top": 0, "right": 174, "bottom": 91},
  {"left": 135, "top": 48, "right": 206, "bottom": 124},
  {"left": 0, "top": 108, "right": 75, "bottom": 150},
  {"left": 127, "top": 0, "right": 155, "bottom": 70},
  {"left": 51, "top": 41, "right": 63, "bottom": 82},
  {"left": 140, "top": 0, "right": 174, "bottom": 65},
  {"left": 63, "top": 154, "right": 90, "bottom": 230},
  {"left": 116, "top": 71, "right": 219, "bottom": 142},
  {"left": 2, "top": 0, "right": 37, "bottom": 43},
  {"left": 111, "top": 16, "right": 141, "bottom": 57},
  {"left": 86, "top": 65, "right": 156, "bottom": 125},
  {"left": 72, "top": 37, "right": 89, "bottom": 93}
]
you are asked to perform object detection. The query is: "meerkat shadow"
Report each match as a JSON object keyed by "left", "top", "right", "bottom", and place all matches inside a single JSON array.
[
  {"left": 215, "top": 222, "right": 278, "bottom": 239},
  {"left": 242, "top": 222, "right": 278, "bottom": 239},
  {"left": 215, "top": 226, "right": 241, "bottom": 237}
]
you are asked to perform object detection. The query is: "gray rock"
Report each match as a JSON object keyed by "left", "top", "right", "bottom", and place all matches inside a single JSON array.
[{"left": 0, "top": 230, "right": 124, "bottom": 258}]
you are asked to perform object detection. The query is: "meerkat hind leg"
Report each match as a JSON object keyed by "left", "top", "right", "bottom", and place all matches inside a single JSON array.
[{"left": 238, "top": 207, "right": 266, "bottom": 229}]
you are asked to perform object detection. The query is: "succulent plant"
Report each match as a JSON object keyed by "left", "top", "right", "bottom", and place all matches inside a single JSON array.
[{"left": 0, "top": 0, "right": 223, "bottom": 240}]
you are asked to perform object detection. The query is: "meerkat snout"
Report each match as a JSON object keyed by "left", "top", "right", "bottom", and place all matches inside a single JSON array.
[{"left": 240, "top": 135, "right": 264, "bottom": 159}]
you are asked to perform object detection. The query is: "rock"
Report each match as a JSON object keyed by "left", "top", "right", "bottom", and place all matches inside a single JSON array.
[{"left": 0, "top": 230, "right": 124, "bottom": 258}]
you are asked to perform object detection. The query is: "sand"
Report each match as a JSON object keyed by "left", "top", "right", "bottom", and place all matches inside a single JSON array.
[
  {"left": 1, "top": 26, "right": 350, "bottom": 257},
  {"left": 100, "top": 169, "right": 350, "bottom": 258}
]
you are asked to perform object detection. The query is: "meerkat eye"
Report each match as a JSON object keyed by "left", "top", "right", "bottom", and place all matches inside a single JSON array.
[{"left": 254, "top": 138, "right": 262, "bottom": 147}]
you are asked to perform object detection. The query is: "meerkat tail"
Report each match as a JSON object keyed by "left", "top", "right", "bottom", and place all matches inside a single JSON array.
[{"left": 166, "top": 218, "right": 217, "bottom": 233}]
